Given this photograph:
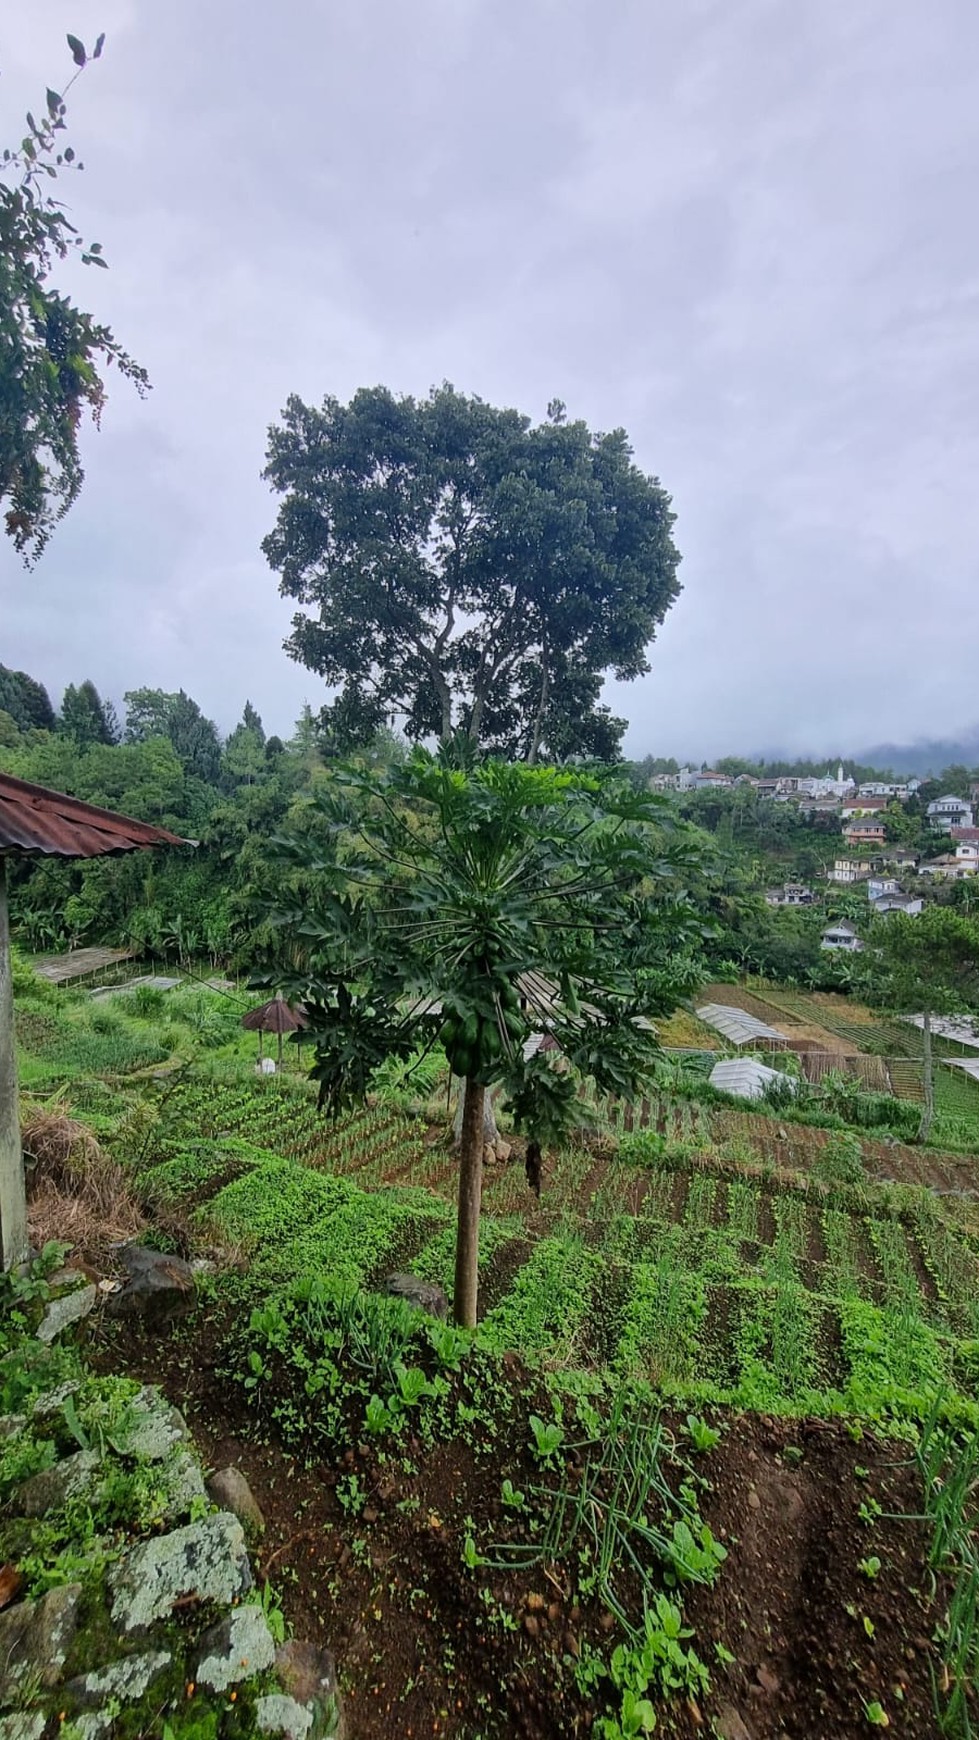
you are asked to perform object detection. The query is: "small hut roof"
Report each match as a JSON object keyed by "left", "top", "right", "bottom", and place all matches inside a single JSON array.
[
  {"left": 241, "top": 996, "right": 309, "bottom": 1035},
  {"left": 0, "top": 772, "right": 186, "bottom": 858}
]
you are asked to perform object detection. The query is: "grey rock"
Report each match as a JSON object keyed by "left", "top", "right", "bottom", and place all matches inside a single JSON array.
[
  {"left": 0, "top": 1415, "right": 26, "bottom": 1442},
  {"left": 196, "top": 1604, "right": 276, "bottom": 1691},
  {"left": 109, "top": 1512, "right": 251, "bottom": 1630},
  {"left": 0, "top": 1715, "right": 46, "bottom": 1740},
  {"left": 158, "top": 1446, "right": 207, "bottom": 1522},
  {"left": 106, "top": 1246, "right": 196, "bottom": 1325},
  {"left": 380, "top": 1273, "right": 448, "bottom": 1319},
  {"left": 72, "top": 1718, "right": 107, "bottom": 1740},
  {"left": 47, "top": 1266, "right": 90, "bottom": 1292},
  {"left": 68, "top": 1649, "right": 172, "bottom": 1708},
  {"left": 37, "top": 1284, "right": 98, "bottom": 1344},
  {"left": 113, "top": 1386, "right": 190, "bottom": 1461},
  {"left": 15, "top": 1449, "right": 102, "bottom": 1516},
  {"left": 31, "top": 1380, "right": 81, "bottom": 1420},
  {"left": 206, "top": 1466, "right": 264, "bottom": 1536},
  {"left": 256, "top": 1694, "right": 314, "bottom": 1740},
  {"left": 276, "top": 1641, "right": 345, "bottom": 1740},
  {"left": 0, "top": 1583, "right": 82, "bottom": 1700}
]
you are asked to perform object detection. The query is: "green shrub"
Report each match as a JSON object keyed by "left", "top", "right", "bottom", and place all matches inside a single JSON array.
[
  {"left": 813, "top": 1130, "right": 864, "bottom": 1187},
  {"left": 10, "top": 949, "right": 57, "bottom": 1002}
]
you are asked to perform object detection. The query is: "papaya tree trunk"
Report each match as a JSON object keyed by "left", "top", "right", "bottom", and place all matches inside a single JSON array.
[
  {"left": 0, "top": 863, "right": 28, "bottom": 1272},
  {"left": 918, "top": 1009, "right": 934, "bottom": 1144},
  {"left": 452, "top": 1079, "right": 499, "bottom": 1149},
  {"left": 453, "top": 1075, "right": 485, "bottom": 1328}
]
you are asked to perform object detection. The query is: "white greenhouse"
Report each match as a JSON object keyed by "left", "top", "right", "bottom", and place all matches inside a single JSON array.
[{"left": 708, "top": 1057, "right": 798, "bottom": 1102}]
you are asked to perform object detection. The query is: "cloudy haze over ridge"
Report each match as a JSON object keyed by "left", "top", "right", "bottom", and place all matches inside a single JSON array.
[{"left": 3, "top": 0, "right": 979, "bottom": 760}]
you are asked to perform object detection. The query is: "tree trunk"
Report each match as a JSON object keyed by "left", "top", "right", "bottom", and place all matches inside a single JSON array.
[
  {"left": 453, "top": 1075, "right": 485, "bottom": 1328},
  {"left": 526, "top": 657, "right": 550, "bottom": 766},
  {"left": 452, "top": 1079, "right": 499, "bottom": 1148},
  {"left": 918, "top": 1008, "right": 934, "bottom": 1144},
  {"left": 0, "top": 863, "right": 28, "bottom": 1272}
]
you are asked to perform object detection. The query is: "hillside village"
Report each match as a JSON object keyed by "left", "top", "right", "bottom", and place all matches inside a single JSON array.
[{"left": 647, "top": 761, "right": 979, "bottom": 953}]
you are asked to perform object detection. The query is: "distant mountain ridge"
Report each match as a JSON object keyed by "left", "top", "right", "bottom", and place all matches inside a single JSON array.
[{"left": 743, "top": 729, "right": 979, "bottom": 779}]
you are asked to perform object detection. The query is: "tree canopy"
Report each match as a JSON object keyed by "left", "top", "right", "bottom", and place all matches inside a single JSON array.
[
  {"left": 124, "top": 688, "right": 222, "bottom": 786},
  {"left": 59, "top": 679, "right": 118, "bottom": 748},
  {"left": 0, "top": 664, "right": 55, "bottom": 732},
  {"left": 263, "top": 385, "right": 681, "bottom": 761},
  {"left": 1, "top": 36, "right": 148, "bottom": 562}
]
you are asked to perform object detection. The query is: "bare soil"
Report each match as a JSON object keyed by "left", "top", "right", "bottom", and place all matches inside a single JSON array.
[{"left": 92, "top": 1307, "right": 955, "bottom": 1740}]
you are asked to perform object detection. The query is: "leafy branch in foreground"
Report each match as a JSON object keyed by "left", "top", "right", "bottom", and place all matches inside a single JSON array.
[{"left": 1, "top": 32, "right": 149, "bottom": 561}]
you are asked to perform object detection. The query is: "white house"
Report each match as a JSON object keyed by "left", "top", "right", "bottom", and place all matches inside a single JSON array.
[
  {"left": 821, "top": 922, "right": 864, "bottom": 951},
  {"left": 919, "top": 855, "right": 975, "bottom": 880},
  {"left": 880, "top": 846, "right": 919, "bottom": 871},
  {"left": 764, "top": 882, "right": 816, "bottom": 907},
  {"left": 829, "top": 857, "right": 873, "bottom": 884},
  {"left": 858, "top": 781, "right": 918, "bottom": 799},
  {"left": 871, "top": 894, "right": 923, "bottom": 916},
  {"left": 690, "top": 770, "right": 734, "bottom": 789},
  {"left": 927, "top": 795, "right": 974, "bottom": 831},
  {"left": 866, "top": 875, "right": 901, "bottom": 901},
  {"left": 952, "top": 828, "right": 979, "bottom": 864}
]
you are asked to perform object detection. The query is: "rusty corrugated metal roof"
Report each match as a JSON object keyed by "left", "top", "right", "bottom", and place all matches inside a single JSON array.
[{"left": 0, "top": 771, "right": 187, "bottom": 857}]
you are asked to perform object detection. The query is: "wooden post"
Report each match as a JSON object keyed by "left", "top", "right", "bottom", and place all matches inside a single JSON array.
[
  {"left": 453, "top": 1075, "right": 485, "bottom": 1328},
  {"left": 0, "top": 861, "right": 28, "bottom": 1271},
  {"left": 919, "top": 1008, "right": 934, "bottom": 1145}
]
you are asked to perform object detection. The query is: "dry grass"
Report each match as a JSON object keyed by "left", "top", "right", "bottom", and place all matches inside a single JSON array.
[{"left": 21, "top": 1106, "right": 145, "bottom": 1259}]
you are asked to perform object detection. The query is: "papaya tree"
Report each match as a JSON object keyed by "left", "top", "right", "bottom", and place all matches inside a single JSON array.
[
  {"left": 864, "top": 906, "right": 979, "bottom": 1142},
  {"left": 261, "top": 750, "right": 706, "bottom": 1325}
]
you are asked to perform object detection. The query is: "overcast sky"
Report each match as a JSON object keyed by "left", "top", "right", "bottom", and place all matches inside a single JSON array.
[{"left": 3, "top": 0, "right": 979, "bottom": 760}]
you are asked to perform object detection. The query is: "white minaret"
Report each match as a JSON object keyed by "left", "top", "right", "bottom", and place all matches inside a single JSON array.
[{"left": 837, "top": 762, "right": 844, "bottom": 786}]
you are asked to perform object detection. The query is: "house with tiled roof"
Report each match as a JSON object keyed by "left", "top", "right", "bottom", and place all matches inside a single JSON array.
[
  {"left": 919, "top": 854, "right": 976, "bottom": 880},
  {"left": 841, "top": 796, "right": 889, "bottom": 818},
  {"left": 843, "top": 818, "right": 886, "bottom": 846},
  {"left": 952, "top": 829, "right": 979, "bottom": 870}
]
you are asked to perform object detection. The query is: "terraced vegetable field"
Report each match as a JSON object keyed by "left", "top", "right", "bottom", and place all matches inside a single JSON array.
[{"left": 141, "top": 1077, "right": 979, "bottom": 1425}]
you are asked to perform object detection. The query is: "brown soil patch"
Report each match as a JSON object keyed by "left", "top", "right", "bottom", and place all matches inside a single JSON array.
[
  {"left": 687, "top": 1413, "right": 943, "bottom": 1739},
  {"left": 91, "top": 1308, "right": 957, "bottom": 1740}
]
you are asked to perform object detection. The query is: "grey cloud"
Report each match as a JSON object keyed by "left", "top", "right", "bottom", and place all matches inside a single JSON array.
[{"left": 3, "top": 0, "right": 979, "bottom": 756}]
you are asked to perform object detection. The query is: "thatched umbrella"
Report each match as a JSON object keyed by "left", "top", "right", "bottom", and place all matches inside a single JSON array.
[
  {"left": 241, "top": 995, "right": 308, "bottom": 1065},
  {"left": 0, "top": 772, "right": 187, "bottom": 1271}
]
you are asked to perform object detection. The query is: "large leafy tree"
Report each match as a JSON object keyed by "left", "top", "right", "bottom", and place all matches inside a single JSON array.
[
  {"left": 263, "top": 386, "right": 681, "bottom": 761},
  {"left": 262, "top": 751, "right": 705, "bottom": 1325},
  {"left": 124, "top": 688, "right": 222, "bottom": 786},
  {"left": 864, "top": 907, "right": 979, "bottom": 1141},
  {"left": 59, "top": 678, "right": 118, "bottom": 748},
  {"left": 1, "top": 35, "right": 148, "bottom": 561},
  {"left": 0, "top": 663, "right": 54, "bottom": 732},
  {"left": 221, "top": 701, "right": 267, "bottom": 788}
]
